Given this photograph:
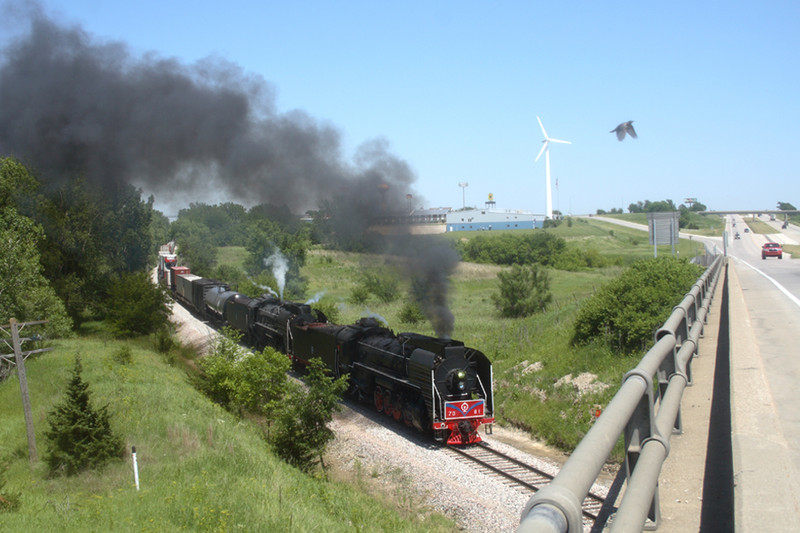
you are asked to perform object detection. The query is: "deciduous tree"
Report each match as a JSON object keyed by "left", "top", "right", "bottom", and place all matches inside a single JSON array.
[
  {"left": 0, "top": 158, "right": 71, "bottom": 338},
  {"left": 270, "top": 358, "right": 348, "bottom": 472},
  {"left": 106, "top": 271, "right": 172, "bottom": 337}
]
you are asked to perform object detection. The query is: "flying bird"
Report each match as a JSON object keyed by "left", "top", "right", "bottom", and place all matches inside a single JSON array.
[{"left": 611, "top": 121, "right": 637, "bottom": 141}]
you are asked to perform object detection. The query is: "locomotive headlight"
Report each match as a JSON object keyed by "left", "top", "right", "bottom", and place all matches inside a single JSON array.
[
  {"left": 456, "top": 369, "right": 467, "bottom": 390},
  {"left": 447, "top": 368, "right": 469, "bottom": 395}
]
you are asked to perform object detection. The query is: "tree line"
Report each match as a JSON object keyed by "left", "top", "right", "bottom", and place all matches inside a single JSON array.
[
  {"left": 0, "top": 157, "right": 317, "bottom": 333},
  {"left": 0, "top": 156, "right": 347, "bottom": 477}
]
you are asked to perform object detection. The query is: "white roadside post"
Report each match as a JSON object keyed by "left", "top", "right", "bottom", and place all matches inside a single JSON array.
[{"left": 131, "top": 446, "right": 140, "bottom": 491}]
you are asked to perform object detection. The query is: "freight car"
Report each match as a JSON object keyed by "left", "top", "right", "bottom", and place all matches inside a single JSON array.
[
  {"left": 157, "top": 242, "right": 177, "bottom": 283},
  {"left": 164, "top": 263, "right": 494, "bottom": 445}
]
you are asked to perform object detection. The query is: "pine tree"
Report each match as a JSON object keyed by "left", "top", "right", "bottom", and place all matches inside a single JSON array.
[
  {"left": 492, "top": 263, "right": 553, "bottom": 318},
  {"left": 44, "top": 356, "right": 123, "bottom": 476}
]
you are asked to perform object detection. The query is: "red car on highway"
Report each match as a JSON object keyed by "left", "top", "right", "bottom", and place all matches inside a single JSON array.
[{"left": 762, "top": 242, "right": 783, "bottom": 259}]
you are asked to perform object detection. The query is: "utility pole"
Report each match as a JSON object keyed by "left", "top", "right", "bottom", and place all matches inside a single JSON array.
[{"left": 1, "top": 318, "right": 52, "bottom": 465}]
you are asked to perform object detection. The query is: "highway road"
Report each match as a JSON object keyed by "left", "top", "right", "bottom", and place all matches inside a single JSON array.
[{"left": 724, "top": 215, "right": 800, "bottom": 530}]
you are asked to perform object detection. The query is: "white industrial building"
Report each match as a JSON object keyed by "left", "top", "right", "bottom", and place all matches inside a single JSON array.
[{"left": 445, "top": 208, "right": 543, "bottom": 232}]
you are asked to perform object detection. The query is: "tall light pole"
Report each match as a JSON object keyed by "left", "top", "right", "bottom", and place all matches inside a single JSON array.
[{"left": 458, "top": 182, "right": 469, "bottom": 209}]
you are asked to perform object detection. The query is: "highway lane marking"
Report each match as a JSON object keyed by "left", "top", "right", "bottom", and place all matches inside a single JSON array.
[{"left": 734, "top": 257, "right": 800, "bottom": 309}]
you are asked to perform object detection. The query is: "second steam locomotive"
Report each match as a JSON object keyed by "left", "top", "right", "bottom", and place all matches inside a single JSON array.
[{"left": 157, "top": 249, "right": 494, "bottom": 445}]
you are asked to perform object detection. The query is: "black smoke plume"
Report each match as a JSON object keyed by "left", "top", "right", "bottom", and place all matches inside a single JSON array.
[
  {"left": 399, "top": 236, "right": 459, "bottom": 337},
  {"left": 0, "top": 3, "right": 459, "bottom": 338},
  {"left": 0, "top": 3, "right": 415, "bottom": 215}
]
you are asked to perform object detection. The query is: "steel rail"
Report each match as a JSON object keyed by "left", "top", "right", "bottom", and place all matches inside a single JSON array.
[{"left": 449, "top": 444, "right": 605, "bottom": 521}]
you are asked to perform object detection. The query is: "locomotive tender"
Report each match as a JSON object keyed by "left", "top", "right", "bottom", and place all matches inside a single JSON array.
[{"left": 164, "top": 262, "right": 494, "bottom": 445}]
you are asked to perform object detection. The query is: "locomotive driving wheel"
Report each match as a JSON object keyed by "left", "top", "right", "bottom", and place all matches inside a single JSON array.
[
  {"left": 374, "top": 386, "right": 384, "bottom": 413},
  {"left": 383, "top": 389, "right": 393, "bottom": 417},
  {"left": 392, "top": 395, "right": 403, "bottom": 421},
  {"left": 403, "top": 408, "right": 413, "bottom": 427}
]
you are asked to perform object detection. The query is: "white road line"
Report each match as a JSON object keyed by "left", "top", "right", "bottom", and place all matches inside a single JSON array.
[{"left": 734, "top": 257, "right": 800, "bottom": 309}]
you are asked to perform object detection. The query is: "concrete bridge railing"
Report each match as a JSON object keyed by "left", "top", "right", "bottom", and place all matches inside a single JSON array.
[{"left": 517, "top": 254, "right": 724, "bottom": 533}]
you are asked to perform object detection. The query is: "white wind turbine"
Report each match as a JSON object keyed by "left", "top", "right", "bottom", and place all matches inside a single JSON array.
[{"left": 535, "top": 116, "right": 571, "bottom": 219}]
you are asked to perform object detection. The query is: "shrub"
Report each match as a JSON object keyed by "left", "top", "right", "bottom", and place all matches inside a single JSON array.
[
  {"left": 398, "top": 300, "right": 425, "bottom": 325},
  {"left": 196, "top": 327, "right": 291, "bottom": 418},
  {"left": 211, "top": 264, "right": 248, "bottom": 291},
  {"left": 310, "top": 298, "right": 341, "bottom": 324},
  {"left": 542, "top": 218, "right": 562, "bottom": 229},
  {"left": 270, "top": 358, "right": 348, "bottom": 472},
  {"left": 112, "top": 345, "right": 132, "bottom": 365},
  {"left": 492, "top": 264, "right": 553, "bottom": 318},
  {"left": 230, "top": 347, "right": 291, "bottom": 419},
  {"left": 153, "top": 325, "right": 176, "bottom": 354},
  {"left": 551, "top": 247, "right": 608, "bottom": 271},
  {"left": 572, "top": 257, "right": 704, "bottom": 352},
  {"left": 196, "top": 327, "right": 244, "bottom": 407},
  {"left": 458, "top": 232, "right": 568, "bottom": 267},
  {"left": 348, "top": 285, "right": 370, "bottom": 305},
  {"left": 44, "top": 356, "right": 124, "bottom": 476},
  {"left": 106, "top": 271, "right": 172, "bottom": 337},
  {"left": 360, "top": 271, "right": 399, "bottom": 303}
]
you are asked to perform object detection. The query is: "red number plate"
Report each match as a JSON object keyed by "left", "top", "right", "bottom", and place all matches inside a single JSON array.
[{"left": 445, "top": 399, "right": 485, "bottom": 419}]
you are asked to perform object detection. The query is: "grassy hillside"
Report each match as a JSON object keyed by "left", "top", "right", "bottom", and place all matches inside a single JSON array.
[
  {"left": 218, "top": 218, "right": 711, "bottom": 454},
  {"left": 0, "top": 336, "right": 453, "bottom": 532},
  {"left": 442, "top": 216, "right": 714, "bottom": 264},
  {"left": 302, "top": 248, "right": 639, "bottom": 453},
  {"left": 0, "top": 215, "right": 722, "bottom": 529},
  {"left": 602, "top": 211, "right": 725, "bottom": 236}
]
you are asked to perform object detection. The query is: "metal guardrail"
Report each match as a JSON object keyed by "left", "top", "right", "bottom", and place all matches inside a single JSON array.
[{"left": 518, "top": 254, "right": 725, "bottom": 533}]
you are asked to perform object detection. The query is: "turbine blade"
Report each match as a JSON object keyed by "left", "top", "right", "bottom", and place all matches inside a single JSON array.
[
  {"left": 550, "top": 138, "right": 571, "bottom": 145},
  {"left": 537, "top": 116, "right": 549, "bottom": 139},
  {"left": 535, "top": 141, "right": 548, "bottom": 162}
]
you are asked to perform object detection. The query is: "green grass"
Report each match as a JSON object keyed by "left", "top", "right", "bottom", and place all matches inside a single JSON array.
[
  {"left": 743, "top": 219, "right": 778, "bottom": 235},
  {"left": 0, "top": 337, "right": 454, "bottom": 532},
  {"left": 603, "top": 212, "right": 725, "bottom": 236},
  {"left": 216, "top": 222, "right": 711, "bottom": 457},
  {"left": 783, "top": 245, "right": 800, "bottom": 258},
  {"left": 442, "top": 217, "right": 712, "bottom": 266},
  {"left": 216, "top": 245, "right": 248, "bottom": 268},
  {"left": 300, "top": 248, "right": 639, "bottom": 456}
]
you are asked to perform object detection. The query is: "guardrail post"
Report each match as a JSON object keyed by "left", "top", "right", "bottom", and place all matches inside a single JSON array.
[
  {"left": 623, "top": 368, "right": 661, "bottom": 529},
  {"left": 657, "top": 346, "right": 682, "bottom": 435}
]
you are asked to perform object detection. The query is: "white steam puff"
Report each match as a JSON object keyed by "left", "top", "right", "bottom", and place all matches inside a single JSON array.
[{"left": 263, "top": 251, "right": 289, "bottom": 299}]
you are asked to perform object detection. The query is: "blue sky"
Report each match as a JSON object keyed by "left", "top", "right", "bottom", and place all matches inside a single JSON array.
[{"left": 14, "top": 1, "right": 800, "bottom": 215}]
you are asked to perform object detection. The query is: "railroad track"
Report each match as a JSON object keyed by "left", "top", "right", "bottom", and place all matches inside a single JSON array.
[{"left": 446, "top": 443, "right": 606, "bottom": 522}]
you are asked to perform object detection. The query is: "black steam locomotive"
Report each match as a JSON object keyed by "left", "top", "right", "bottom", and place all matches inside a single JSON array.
[{"left": 157, "top": 259, "right": 495, "bottom": 445}]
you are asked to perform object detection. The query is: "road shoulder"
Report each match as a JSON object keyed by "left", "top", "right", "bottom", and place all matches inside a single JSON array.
[{"left": 728, "top": 262, "right": 800, "bottom": 531}]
